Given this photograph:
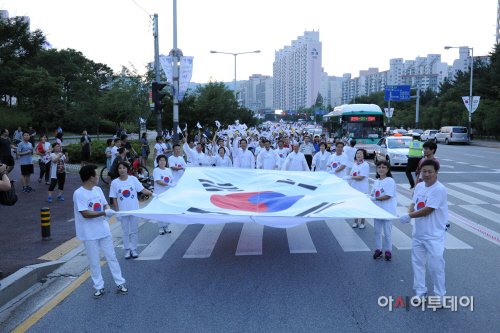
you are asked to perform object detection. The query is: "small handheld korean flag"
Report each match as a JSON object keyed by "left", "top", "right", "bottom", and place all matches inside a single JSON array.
[
  {"left": 177, "top": 126, "right": 182, "bottom": 134},
  {"left": 235, "top": 120, "right": 239, "bottom": 125},
  {"left": 215, "top": 120, "right": 221, "bottom": 128},
  {"left": 183, "top": 124, "right": 187, "bottom": 132},
  {"left": 197, "top": 122, "right": 202, "bottom": 129}
]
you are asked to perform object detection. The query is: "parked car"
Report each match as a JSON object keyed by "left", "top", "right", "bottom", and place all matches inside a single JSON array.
[
  {"left": 392, "top": 129, "right": 407, "bottom": 136},
  {"left": 435, "top": 126, "right": 468, "bottom": 145},
  {"left": 421, "top": 129, "right": 438, "bottom": 141},
  {"left": 405, "top": 129, "right": 424, "bottom": 137},
  {"left": 373, "top": 136, "right": 414, "bottom": 168}
]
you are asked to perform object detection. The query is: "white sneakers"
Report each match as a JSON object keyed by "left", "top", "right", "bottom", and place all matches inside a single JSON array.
[
  {"left": 124, "top": 249, "right": 131, "bottom": 259},
  {"left": 131, "top": 249, "right": 139, "bottom": 258},
  {"left": 351, "top": 222, "right": 366, "bottom": 229}
]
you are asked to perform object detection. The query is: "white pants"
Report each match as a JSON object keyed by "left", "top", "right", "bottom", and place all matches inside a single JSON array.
[
  {"left": 83, "top": 235, "right": 126, "bottom": 290},
  {"left": 412, "top": 235, "right": 446, "bottom": 296},
  {"left": 120, "top": 215, "right": 139, "bottom": 250},
  {"left": 374, "top": 219, "right": 392, "bottom": 252}
]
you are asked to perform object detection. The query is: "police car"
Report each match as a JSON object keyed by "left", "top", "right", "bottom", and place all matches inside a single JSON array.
[{"left": 373, "top": 136, "right": 414, "bottom": 168}]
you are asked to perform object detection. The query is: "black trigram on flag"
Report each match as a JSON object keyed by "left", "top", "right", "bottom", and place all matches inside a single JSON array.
[
  {"left": 198, "top": 179, "right": 243, "bottom": 192},
  {"left": 276, "top": 179, "right": 318, "bottom": 191}
]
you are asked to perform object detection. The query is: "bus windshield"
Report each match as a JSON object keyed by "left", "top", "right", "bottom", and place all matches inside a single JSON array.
[{"left": 345, "top": 122, "right": 383, "bottom": 139}]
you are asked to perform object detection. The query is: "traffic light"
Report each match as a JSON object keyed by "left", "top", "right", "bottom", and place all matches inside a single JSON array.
[{"left": 152, "top": 82, "right": 167, "bottom": 113}]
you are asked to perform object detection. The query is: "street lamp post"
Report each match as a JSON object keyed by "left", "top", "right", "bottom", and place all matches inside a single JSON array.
[
  {"left": 445, "top": 46, "right": 473, "bottom": 141},
  {"left": 210, "top": 50, "right": 260, "bottom": 99}
]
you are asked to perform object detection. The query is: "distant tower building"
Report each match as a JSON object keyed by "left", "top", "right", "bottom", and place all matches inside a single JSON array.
[{"left": 497, "top": 0, "right": 500, "bottom": 45}]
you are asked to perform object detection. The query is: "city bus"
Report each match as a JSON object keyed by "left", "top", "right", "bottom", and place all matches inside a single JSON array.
[{"left": 323, "top": 104, "right": 384, "bottom": 155}]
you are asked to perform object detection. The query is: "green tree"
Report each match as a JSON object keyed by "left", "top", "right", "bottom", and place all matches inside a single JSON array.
[{"left": 314, "top": 92, "right": 324, "bottom": 108}]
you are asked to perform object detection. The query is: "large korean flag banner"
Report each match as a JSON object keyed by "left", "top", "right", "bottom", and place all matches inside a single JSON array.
[{"left": 121, "top": 168, "right": 396, "bottom": 228}]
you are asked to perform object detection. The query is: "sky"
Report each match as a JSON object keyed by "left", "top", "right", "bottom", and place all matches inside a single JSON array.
[{"left": 2, "top": 0, "right": 498, "bottom": 84}]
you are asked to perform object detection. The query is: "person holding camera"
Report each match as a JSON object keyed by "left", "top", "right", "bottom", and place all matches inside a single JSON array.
[{"left": 47, "top": 142, "right": 68, "bottom": 203}]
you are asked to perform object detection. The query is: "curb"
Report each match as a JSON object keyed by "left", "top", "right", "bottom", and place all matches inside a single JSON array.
[{"left": 0, "top": 261, "right": 65, "bottom": 308}]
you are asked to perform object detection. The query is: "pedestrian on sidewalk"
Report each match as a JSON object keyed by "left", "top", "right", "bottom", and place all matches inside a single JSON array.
[
  {"left": 110, "top": 161, "right": 153, "bottom": 259},
  {"left": 141, "top": 132, "right": 149, "bottom": 167},
  {"left": 80, "top": 129, "right": 92, "bottom": 167},
  {"left": 36, "top": 134, "right": 52, "bottom": 185},
  {"left": 153, "top": 155, "right": 174, "bottom": 234},
  {"left": 0, "top": 129, "right": 16, "bottom": 174},
  {"left": 73, "top": 165, "right": 128, "bottom": 299},
  {"left": 369, "top": 160, "right": 397, "bottom": 261},
  {"left": 27, "top": 125, "right": 36, "bottom": 147},
  {"left": 47, "top": 142, "right": 68, "bottom": 202},
  {"left": 13, "top": 127, "right": 22, "bottom": 159},
  {"left": 17, "top": 132, "right": 35, "bottom": 193},
  {"left": 400, "top": 159, "right": 448, "bottom": 306},
  {"left": 345, "top": 149, "right": 369, "bottom": 229}
]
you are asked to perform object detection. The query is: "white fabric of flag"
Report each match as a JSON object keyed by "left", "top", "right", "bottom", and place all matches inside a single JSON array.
[
  {"left": 215, "top": 120, "right": 221, "bottom": 128},
  {"left": 159, "top": 56, "right": 173, "bottom": 85},
  {"left": 177, "top": 126, "right": 182, "bottom": 134},
  {"left": 178, "top": 56, "right": 194, "bottom": 101},
  {"left": 197, "top": 122, "right": 202, "bottom": 129},
  {"left": 462, "top": 96, "right": 480, "bottom": 113},
  {"left": 119, "top": 168, "right": 396, "bottom": 228}
]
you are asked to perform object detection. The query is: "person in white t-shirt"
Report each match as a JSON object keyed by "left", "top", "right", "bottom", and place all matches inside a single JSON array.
[
  {"left": 275, "top": 140, "right": 290, "bottom": 170},
  {"left": 344, "top": 149, "right": 370, "bottom": 229},
  {"left": 168, "top": 144, "right": 187, "bottom": 182},
  {"left": 182, "top": 137, "right": 209, "bottom": 167},
  {"left": 208, "top": 146, "right": 233, "bottom": 167},
  {"left": 73, "top": 165, "right": 127, "bottom": 299},
  {"left": 399, "top": 159, "right": 448, "bottom": 305},
  {"left": 110, "top": 138, "right": 122, "bottom": 167},
  {"left": 110, "top": 161, "right": 153, "bottom": 259},
  {"left": 326, "top": 142, "right": 348, "bottom": 177},
  {"left": 232, "top": 138, "right": 255, "bottom": 169},
  {"left": 153, "top": 155, "right": 175, "bottom": 234},
  {"left": 153, "top": 136, "right": 167, "bottom": 168},
  {"left": 369, "top": 160, "right": 397, "bottom": 261},
  {"left": 312, "top": 142, "right": 331, "bottom": 171},
  {"left": 343, "top": 139, "right": 357, "bottom": 178}
]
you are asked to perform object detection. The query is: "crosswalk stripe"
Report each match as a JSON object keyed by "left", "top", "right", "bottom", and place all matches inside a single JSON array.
[
  {"left": 325, "top": 219, "right": 370, "bottom": 252},
  {"left": 471, "top": 165, "right": 488, "bottom": 168},
  {"left": 286, "top": 223, "right": 317, "bottom": 253},
  {"left": 459, "top": 205, "right": 500, "bottom": 225},
  {"left": 440, "top": 159, "right": 453, "bottom": 161},
  {"left": 136, "top": 224, "right": 188, "bottom": 260},
  {"left": 474, "top": 182, "right": 500, "bottom": 191},
  {"left": 235, "top": 222, "right": 264, "bottom": 255},
  {"left": 440, "top": 165, "right": 454, "bottom": 169},
  {"left": 365, "top": 218, "right": 413, "bottom": 250},
  {"left": 448, "top": 183, "right": 500, "bottom": 202},
  {"left": 183, "top": 224, "right": 225, "bottom": 258},
  {"left": 455, "top": 162, "right": 469, "bottom": 165},
  {"left": 443, "top": 187, "right": 487, "bottom": 205}
]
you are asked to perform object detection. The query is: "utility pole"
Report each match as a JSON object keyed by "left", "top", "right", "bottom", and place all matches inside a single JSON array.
[
  {"left": 411, "top": 85, "right": 421, "bottom": 128},
  {"left": 153, "top": 13, "right": 161, "bottom": 135},
  {"left": 172, "top": 0, "right": 180, "bottom": 145}
]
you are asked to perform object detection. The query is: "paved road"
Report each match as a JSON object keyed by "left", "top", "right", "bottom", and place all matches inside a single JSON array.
[{"left": 2, "top": 143, "right": 500, "bottom": 332}]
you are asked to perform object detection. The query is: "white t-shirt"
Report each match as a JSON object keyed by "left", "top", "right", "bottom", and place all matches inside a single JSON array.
[
  {"left": 343, "top": 146, "right": 356, "bottom": 166},
  {"left": 370, "top": 177, "right": 397, "bottom": 216},
  {"left": 50, "top": 153, "right": 66, "bottom": 179},
  {"left": 168, "top": 155, "right": 187, "bottom": 182},
  {"left": 327, "top": 153, "right": 348, "bottom": 178},
  {"left": 110, "top": 146, "right": 119, "bottom": 166},
  {"left": 109, "top": 176, "right": 144, "bottom": 211},
  {"left": 350, "top": 160, "right": 370, "bottom": 193},
  {"left": 312, "top": 151, "right": 331, "bottom": 171},
  {"left": 412, "top": 180, "right": 448, "bottom": 240},
  {"left": 153, "top": 167, "right": 175, "bottom": 195},
  {"left": 154, "top": 142, "right": 167, "bottom": 167},
  {"left": 73, "top": 186, "right": 111, "bottom": 241},
  {"left": 276, "top": 147, "right": 290, "bottom": 169}
]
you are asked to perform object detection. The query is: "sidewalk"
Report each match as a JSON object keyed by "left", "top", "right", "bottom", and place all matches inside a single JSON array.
[{"left": 469, "top": 139, "right": 500, "bottom": 148}]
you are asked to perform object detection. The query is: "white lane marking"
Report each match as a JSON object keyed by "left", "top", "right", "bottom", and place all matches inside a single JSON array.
[
  {"left": 475, "top": 182, "right": 500, "bottom": 191},
  {"left": 286, "top": 223, "right": 317, "bottom": 253},
  {"left": 459, "top": 205, "right": 500, "bottom": 225},
  {"left": 440, "top": 165, "right": 455, "bottom": 169},
  {"left": 463, "top": 153, "right": 484, "bottom": 158},
  {"left": 471, "top": 165, "right": 488, "bottom": 168},
  {"left": 183, "top": 224, "right": 225, "bottom": 258},
  {"left": 443, "top": 187, "right": 487, "bottom": 205},
  {"left": 365, "top": 218, "right": 413, "bottom": 250},
  {"left": 325, "top": 219, "right": 370, "bottom": 252},
  {"left": 455, "top": 162, "right": 470, "bottom": 165},
  {"left": 235, "top": 222, "right": 264, "bottom": 256},
  {"left": 440, "top": 159, "right": 453, "bottom": 161},
  {"left": 448, "top": 183, "right": 500, "bottom": 202},
  {"left": 136, "top": 224, "right": 188, "bottom": 260}
]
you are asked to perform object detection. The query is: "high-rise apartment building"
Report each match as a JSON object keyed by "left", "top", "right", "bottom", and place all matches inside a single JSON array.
[
  {"left": 237, "top": 74, "right": 272, "bottom": 113},
  {"left": 273, "top": 31, "right": 322, "bottom": 111}
]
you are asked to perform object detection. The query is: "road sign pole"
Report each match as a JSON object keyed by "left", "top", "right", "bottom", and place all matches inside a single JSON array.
[
  {"left": 388, "top": 100, "right": 391, "bottom": 126},
  {"left": 415, "top": 85, "right": 420, "bottom": 128}
]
